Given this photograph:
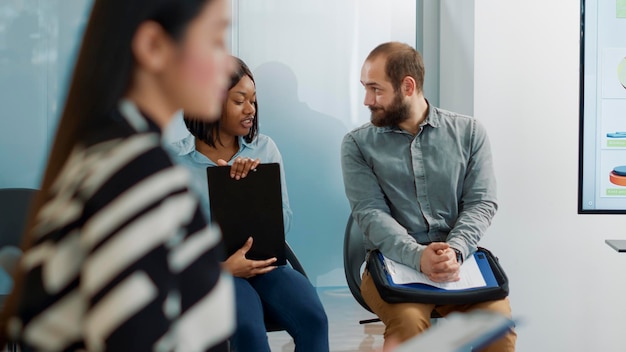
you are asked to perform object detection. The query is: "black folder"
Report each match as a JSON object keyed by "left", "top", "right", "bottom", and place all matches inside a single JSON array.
[{"left": 207, "top": 163, "right": 286, "bottom": 265}]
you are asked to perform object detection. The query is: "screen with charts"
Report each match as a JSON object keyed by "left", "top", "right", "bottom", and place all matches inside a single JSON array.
[{"left": 579, "top": 0, "right": 626, "bottom": 213}]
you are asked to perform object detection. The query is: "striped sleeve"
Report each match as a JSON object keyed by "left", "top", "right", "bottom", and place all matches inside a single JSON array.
[{"left": 13, "top": 133, "right": 234, "bottom": 351}]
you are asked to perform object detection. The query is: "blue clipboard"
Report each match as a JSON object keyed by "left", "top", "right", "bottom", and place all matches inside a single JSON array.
[{"left": 380, "top": 251, "right": 499, "bottom": 292}]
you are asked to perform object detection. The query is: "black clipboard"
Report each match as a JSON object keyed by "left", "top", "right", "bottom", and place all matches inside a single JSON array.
[{"left": 207, "top": 163, "right": 286, "bottom": 265}]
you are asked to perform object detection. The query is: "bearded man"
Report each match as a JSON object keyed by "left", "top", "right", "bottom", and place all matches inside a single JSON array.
[{"left": 340, "top": 42, "right": 516, "bottom": 352}]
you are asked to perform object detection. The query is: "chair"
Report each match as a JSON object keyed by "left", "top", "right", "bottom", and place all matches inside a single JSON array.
[
  {"left": 0, "top": 188, "right": 36, "bottom": 352},
  {"left": 343, "top": 214, "right": 381, "bottom": 324},
  {"left": 343, "top": 214, "right": 441, "bottom": 325},
  {"left": 0, "top": 188, "right": 37, "bottom": 288},
  {"left": 264, "top": 241, "right": 307, "bottom": 332},
  {"left": 0, "top": 188, "right": 38, "bottom": 248}
]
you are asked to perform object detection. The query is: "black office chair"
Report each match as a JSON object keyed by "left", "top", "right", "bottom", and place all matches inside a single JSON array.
[
  {"left": 264, "top": 242, "right": 307, "bottom": 332},
  {"left": 343, "top": 214, "right": 381, "bottom": 324},
  {"left": 0, "top": 188, "right": 38, "bottom": 277},
  {"left": 0, "top": 188, "right": 37, "bottom": 352},
  {"left": 343, "top": 214, "right": 441, "bottom": 325},
  {"left": 0, "top": 188, "right": 38, "bottom": 248}
]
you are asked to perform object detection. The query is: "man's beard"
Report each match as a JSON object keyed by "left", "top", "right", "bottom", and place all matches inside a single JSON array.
[{"left": 369, "top": 90, "right": 411, "bottom": 127}]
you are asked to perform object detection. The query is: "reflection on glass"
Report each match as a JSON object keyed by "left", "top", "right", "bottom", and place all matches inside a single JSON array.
[
  {"left": 0, "top": 0, "right": 92, "bottom": 188},
  {"left": 234, "top": 0, "right": 416, "bottom": 286}
]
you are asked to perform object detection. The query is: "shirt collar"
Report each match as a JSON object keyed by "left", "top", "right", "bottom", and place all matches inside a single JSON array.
[
  {"left": 240, "top": 136, "right": 258, "bottom": 150},
  {"left": 424, "top": 103, "right": 440, "bottom": 128},
  {"left": 177, "top": 133, "right": 258, "bottom": 155},
  {"left": 185, "top": 135, "right": 258, "bottom": 165}
]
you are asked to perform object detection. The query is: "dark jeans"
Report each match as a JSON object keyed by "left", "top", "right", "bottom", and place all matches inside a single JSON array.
[{"left": 230, "top": 266, "right": 329, "bottom": 352}]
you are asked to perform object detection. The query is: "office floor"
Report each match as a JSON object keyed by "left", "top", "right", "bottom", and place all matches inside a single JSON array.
[{"left": 268, "top": 287, "right": 386, "bottom": 352}]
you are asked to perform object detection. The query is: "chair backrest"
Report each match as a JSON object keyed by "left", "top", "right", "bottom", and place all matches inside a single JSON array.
[
  {"left": 0, "top": 188, "right": 38, "bottom": 248},
  {"left": 343, "top": 214, "right": 443, "bottom": 321},
  {"left": 343, "top": 214, "right": 373, "bottom": 313}
]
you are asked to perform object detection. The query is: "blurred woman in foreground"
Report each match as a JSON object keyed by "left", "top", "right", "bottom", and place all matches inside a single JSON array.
[{"left": 0, "top": 0, "right": 235, "bottom": 350}]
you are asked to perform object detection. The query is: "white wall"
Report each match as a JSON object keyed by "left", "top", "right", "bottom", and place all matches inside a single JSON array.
[{"left": 474, "top": 1, "right": 626, "bottom": 351}]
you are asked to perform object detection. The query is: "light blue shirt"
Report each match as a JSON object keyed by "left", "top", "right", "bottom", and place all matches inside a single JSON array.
[
  {"left": 165, "top": 115, "right": 292, "bottom": 234},
  {"left": 341, "top": 105, "right": 497, "bottom": 271}
]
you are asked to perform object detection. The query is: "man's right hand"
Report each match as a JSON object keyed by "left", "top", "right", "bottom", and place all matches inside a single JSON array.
[
  {"left": 419, "top": 242, "right": 460, "bottom": 283},
  {"left": 222, "top": 237, "right": 277, "bottom": 278}
]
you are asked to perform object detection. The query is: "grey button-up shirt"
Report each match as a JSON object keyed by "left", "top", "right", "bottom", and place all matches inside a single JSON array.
[{"left": 341, "top": 105, "right": 497, "bottom": 271}]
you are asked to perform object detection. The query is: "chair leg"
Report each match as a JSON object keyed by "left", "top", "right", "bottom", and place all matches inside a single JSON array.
[
  {"left": 359, "top": 318, "right": 382, "bottom": 324},
  {"left": 3, "top": 343, "right": 20, "bottom": 352}
]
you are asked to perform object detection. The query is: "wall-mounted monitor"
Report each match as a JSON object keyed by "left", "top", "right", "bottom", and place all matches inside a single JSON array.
[{"left": 579, "top": 0, "right": 626, "bottom": 213}]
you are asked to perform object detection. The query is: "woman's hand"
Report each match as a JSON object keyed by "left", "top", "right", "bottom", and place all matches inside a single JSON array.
[
  {"left": 217, "top": 157, "right": 260, "bottom": 180},
  {"left": 222, "top": 237, "right": 277, "bottom": 278}
]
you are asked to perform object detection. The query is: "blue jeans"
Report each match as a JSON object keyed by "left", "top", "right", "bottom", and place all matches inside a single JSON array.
[{"left": 231, "top": 266, "right": 329, "bottom": 352}]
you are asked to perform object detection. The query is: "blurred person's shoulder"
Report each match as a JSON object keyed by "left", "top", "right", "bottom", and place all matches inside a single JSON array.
[
  {"left": 58, "top": 109, "right": 182, "bottom": 204},
  {"left": 81, "top": 108, "right": 161, "bottom": 150}
]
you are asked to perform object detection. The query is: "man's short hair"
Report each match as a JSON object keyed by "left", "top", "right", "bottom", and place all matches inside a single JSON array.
[{"left": 366, "top": 42, "right": 425, "bottom": 93}]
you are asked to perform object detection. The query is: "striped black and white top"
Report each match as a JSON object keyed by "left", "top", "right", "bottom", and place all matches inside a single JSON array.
[{"left": 8, "top": 101, "right": 234, "bottom": 351}]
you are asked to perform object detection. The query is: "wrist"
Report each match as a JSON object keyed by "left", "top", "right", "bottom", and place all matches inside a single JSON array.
[{"left": 452, "top": 247, "right": 463, "bottom": 264}]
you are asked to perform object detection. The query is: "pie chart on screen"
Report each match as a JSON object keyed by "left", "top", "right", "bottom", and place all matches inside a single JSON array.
[
  {"left": 619, "top": 57, "right": 626, "bottom": 89},
  {"left": 610, "top": 166, "right": 626, "bottom": 186}
]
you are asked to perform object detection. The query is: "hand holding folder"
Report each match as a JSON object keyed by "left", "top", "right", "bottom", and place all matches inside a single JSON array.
[{"left": 222, "top": 237, "right": 278, "bottom": 278}]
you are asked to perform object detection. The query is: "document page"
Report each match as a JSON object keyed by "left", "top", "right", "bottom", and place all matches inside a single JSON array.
[{"left": 383, "top": 254, "right": 487, "bottom": 290}]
